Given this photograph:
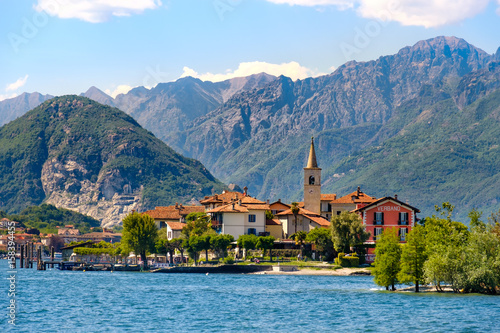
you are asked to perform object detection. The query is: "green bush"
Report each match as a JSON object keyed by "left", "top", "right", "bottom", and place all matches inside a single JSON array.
[
  {"left": 223, "top": 257, "right": 234, "bottom": 265},
  {"left": 272, "top": 249, "right": 301, "bottom": 258},
  {"left": 335, "top": 253, "right": 359, "bottom": 267}
]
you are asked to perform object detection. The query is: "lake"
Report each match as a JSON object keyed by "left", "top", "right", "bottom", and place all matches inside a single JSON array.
[{"left": 1, "top": 260, "right": 499, "bottom": 332}]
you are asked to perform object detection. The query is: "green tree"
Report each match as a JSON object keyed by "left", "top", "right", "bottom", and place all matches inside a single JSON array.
[
  {"left": 265, "top": 210, "right": 274, "bottom": 220},
  {"left": 200, "top": 234, "right": 213, "bottom": 261},
  {"left": 330, "top": 211, "right": 370, "bottom": 253},
  {"left": 210, "top": 234, "right": 234, "bottom": 260},
  {"left": 468, "top": 208, "right": 486, "bottom": 231},
  {"left": 187, "top": 235, "right": 206, "bottom": 266},
  {"left": 237, "top": 234, "right": 258, "bottom": 260},
  {"left": 256, "top": 236, "right": 275, "bottom": 261},
  {"left": 181, "top": 213, "right": 212, "bottom": 238},
  {"left": 171, "top": 238, "right": 185, "bottom": 264},
  {"left": 291, "top": 231, "right": 307, "bottom": 258},
  {"left": 373, "top": 228, "right": 402, "bottom": 291},
  {"left": 291, "top": 202, "right": 300, "bottom": 235},
  {"left": 398, "top": 225, "right": 427, "bottom": 292},
  {"left": 306, "top": 227, "right": 334, "bottom": 261},
  {"left": 121, "top": 212, "right": 158, "bottom": 268}
]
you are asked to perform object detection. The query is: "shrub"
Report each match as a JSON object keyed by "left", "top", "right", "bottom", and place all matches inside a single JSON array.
[
  {"left": 335, "top": 253, "right": 359, "bottom": 267},
  {"left": 223, "top": 257, "right": 234, "bottom": 265}
]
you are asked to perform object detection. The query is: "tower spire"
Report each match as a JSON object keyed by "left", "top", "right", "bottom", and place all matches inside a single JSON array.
[{"left": 306, "top": 137, "right": 318, "bottom": 168}]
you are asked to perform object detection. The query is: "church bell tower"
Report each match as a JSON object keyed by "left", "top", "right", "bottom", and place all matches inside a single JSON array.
[{"left": 304, "top": 137, "right": 321, "bottom": 214}]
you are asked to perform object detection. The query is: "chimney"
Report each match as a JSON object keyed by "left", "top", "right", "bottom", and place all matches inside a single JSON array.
[
  {"left": 266, "top": 199, "right": 270, "bottom": 204},
  {"left": 357, "top": 186, "right": 360, "bottom": 196},
  {"left": 232, "top": 203, "right": 235, "bottom": 210},
  {"left": 278, "top": 199, "right": 281, "bottom": 202},
  {"left": 175, "top": 202, "right": 178, "bottom": 208},
  {"left": 243, "top": 186, "right": 248, "bottom": 196},
  {"left": 394, "top": 194, "right": 398, "bottom": 200}
]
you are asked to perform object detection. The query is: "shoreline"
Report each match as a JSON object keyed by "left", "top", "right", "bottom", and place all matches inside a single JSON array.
[{"left": 250, "top": 267, "right": 372, "bottom": 276}]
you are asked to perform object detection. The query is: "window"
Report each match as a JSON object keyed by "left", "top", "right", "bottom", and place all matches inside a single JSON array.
[
  {"left": 167, "top": 231, "right": 172, "bottom": 239},
  {"left": 159, "top": 221, "right": 166, "bottom": 229},
  {"left": 248, "top": 214, "right": 256, "bottom": 222},
  {"left": 374, "top": 228, "right": 383, "bottom": 241},
  {"left": 399, "top": 212, "right": 409, "bottom": 225},
  {"left": 399, "top": 228, "right": 408, "bottom": 241},
  {"left": 248, "top": 228, "right": 256, "bottom": 235},
  {"left": 374, "top": 212, "right": 384, "bottom": 225},
  {"left": 337, "top": 211, "right": 341, "bottom": 215},
  {"left": 309, "top": 175, "right": 315, "bottom": 185}
]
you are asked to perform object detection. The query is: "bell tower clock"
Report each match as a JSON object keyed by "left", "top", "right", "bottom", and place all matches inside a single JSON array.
[{"left": 304, "top": 137, "right": 321, "bottom": 215}]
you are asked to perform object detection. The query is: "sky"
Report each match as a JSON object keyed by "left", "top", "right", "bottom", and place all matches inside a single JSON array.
[{"left": 1, "top": 0, "right": 500, "bottom": 101}]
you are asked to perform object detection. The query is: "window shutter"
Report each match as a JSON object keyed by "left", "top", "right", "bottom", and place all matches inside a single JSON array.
[
  {"left": 381, "top": 212, "right": 384, "bottom": 225},
  {"left": 373, "top": 212, "right": 377, "bottom": 224}
]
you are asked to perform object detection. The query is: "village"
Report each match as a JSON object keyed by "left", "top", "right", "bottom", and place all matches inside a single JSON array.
[{"left": 0, "top": 138, "right": 420, "bottom": 268}]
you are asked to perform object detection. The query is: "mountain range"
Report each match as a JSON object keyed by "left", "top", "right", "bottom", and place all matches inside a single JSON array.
[{"left": 1, "top": 36, "right": 499, "bottom": 221}]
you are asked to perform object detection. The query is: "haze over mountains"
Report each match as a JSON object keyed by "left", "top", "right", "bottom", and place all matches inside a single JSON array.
[{"left": 1, "top": 36, "right": 499, "bottom": 222}]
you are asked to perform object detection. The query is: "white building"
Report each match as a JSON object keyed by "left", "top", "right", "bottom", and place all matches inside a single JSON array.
[{"left": 206, "top": 197, "right": 270, "bottom": 239}]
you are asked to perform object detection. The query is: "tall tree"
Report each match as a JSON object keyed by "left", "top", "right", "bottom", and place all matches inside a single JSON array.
[
  {"left": 373, "top": 228, "right": 402, "bottom": 291},
  {"left": 398, "top": 225, "right": 427, "bottom": 292},
  {"left": 330, "top": 211, "right": 370, "bottom": 253},
  {"left": 121, "top": 211, "right": 158, "bottom": 268},
  {"left": 187, "top": 235, "right": 206, "bottom": 266},
  {"left": 291, "top": 231, "right": 307, "bottom": 258},
  {"left": 306, "top": 227, "right": 334, "bottom": 260},
  {"left": 237, "top": 234, "right": 258, "bottom": 260},
  {"left": 210, "top": 234, "right": 234, "bottom": 260},
  {"left": 291, "top": 202, "right": 300, "bottom": 235},
  {"left": 256, "top": 236, "right": 275, "bottom": 261},
  {"left": 200, "top": 234, "right": 213, "bottom": 261},
  {"left": 171, "top": 238, "right": 185, "bottom": 264}
]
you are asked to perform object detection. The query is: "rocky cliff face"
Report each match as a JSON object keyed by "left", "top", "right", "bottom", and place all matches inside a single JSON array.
[{"left": 40, "top": 157, "right": 142, "bottom": 227}]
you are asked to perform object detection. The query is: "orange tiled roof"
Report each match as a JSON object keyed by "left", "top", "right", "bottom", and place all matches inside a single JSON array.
[
  {"left": 240, "top": 196, "right": 266, "bottom": 205},
  {"left": 276, "top": 207, "right": 320, "bottom": 217},
  {"left": 200, "top": 191, "right": 245, "bottom": 204},
  {"left": 304, "top": 215, "right": 330, "bottom": 227},
  {"left": 266, "top": 218, "right": 282, "bottom": 226},
  {"left": 245, "top": 204, "right": 270, "bottom": 211},
  {"left": 166, "top": 222, "right": 186, "bottom": 231},
  {"left": 320, "top": 193, "right": 337, "bottom": 201},
  {"left": 330, "top": 188, "right": 377, "bottom": 204},
  {"left": 143, "top": 205, "right": 205, "bottom": 219},
  {"left": 207, "top": 203, "right": 249, "bottom": 213}
]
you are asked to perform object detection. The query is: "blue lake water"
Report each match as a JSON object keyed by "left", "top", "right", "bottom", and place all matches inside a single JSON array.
[{"left": 1, "top": 260, "right": 499, "bottom": 332}]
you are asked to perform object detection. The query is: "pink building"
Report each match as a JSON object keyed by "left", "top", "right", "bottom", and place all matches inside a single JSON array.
[{"left": 354, "top": 196, "right": 420, "bottom": 263}]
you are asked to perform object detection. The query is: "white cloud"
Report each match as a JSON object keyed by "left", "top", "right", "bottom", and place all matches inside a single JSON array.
[
  {"left": 0, "top": 93, "right": 18, "bottom": 102},
  {"left": 180, "top": 61, "right": 326, "bottom": 82},
  {"left": 356, "top": 0, "right": 491, "bottom": 28},
  {"left": 6, "top": 75, "right": 29, "bottom": 92},
  {"left": 34, "top": 0, "right": 162, "bottom": 23},
  {"left": 265, "top": 0, "right": 494, "bottom": 28},
  {"left": 266, "top": 0, "right": 354, "bottom": 9},
  {"left": 105, "top": 85, "right": 135, "bottom": 98}
]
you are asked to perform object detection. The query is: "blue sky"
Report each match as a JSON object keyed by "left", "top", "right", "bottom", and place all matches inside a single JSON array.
[{"left": 1, "top": 0, "right": 499, "bottom": 100}]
